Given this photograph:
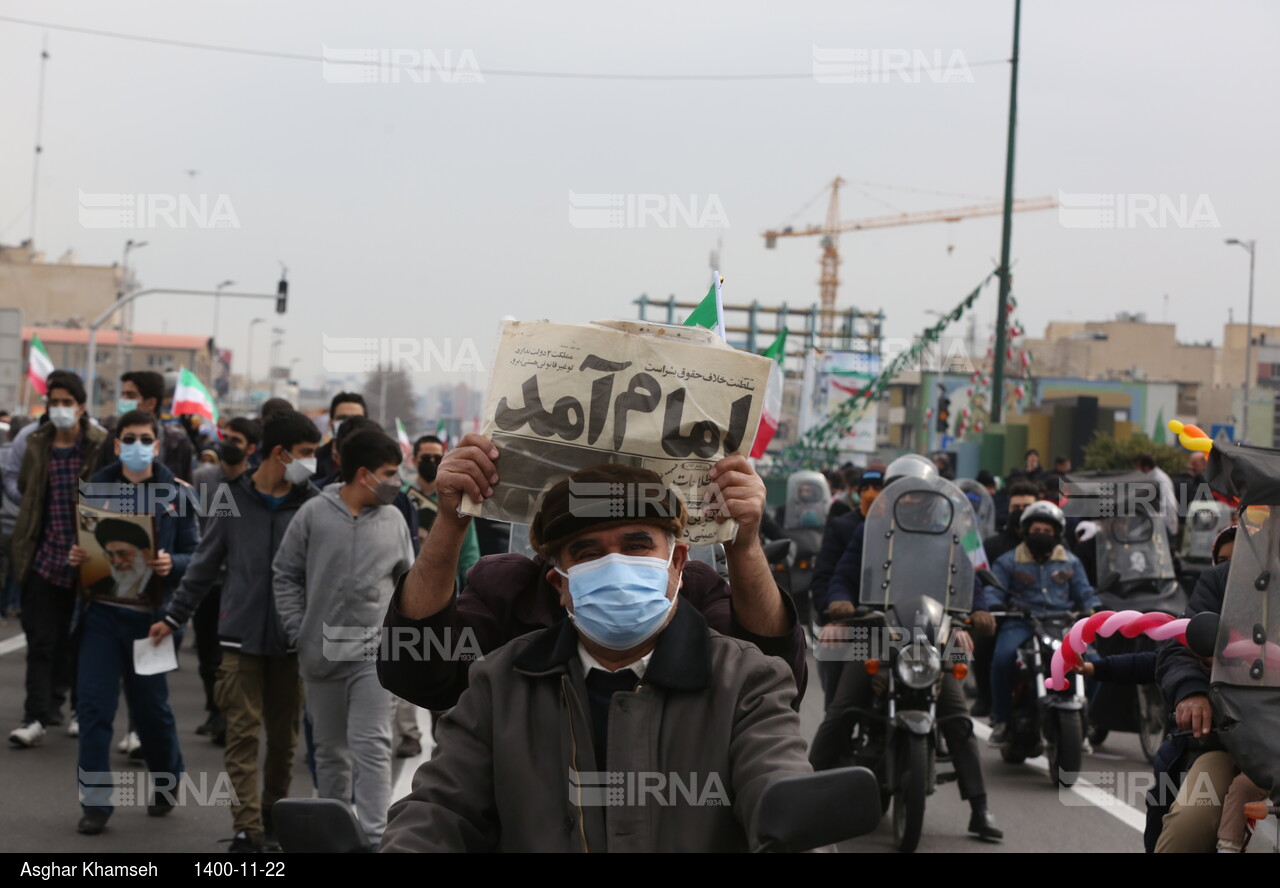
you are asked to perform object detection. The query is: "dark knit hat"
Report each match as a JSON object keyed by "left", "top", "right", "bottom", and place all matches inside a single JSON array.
[{"left": 530, "top": 463, "right": 687, "bottom": 560}]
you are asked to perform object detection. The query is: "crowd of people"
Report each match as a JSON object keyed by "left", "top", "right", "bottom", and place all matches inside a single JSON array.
[{"left": 0, "top": 367, "right": 1259, "bottom": 852}]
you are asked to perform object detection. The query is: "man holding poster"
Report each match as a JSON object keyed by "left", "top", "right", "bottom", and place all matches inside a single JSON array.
[
  {"left": 378, "top": 320, "right": 807, "bottom": 712},
  {"left": 70, "top": 409, "right": 199, "bottom": 836}
]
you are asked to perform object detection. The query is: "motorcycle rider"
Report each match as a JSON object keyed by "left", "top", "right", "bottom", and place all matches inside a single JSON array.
[
  {"left": 971, "top": 480, "right": 1042, "bottom": 717},
  {"left": 811, "top": 469, "right": 885, "bottom": 707},
  {"left": 973, "top": 501, "right": 1100, "bottom": 744},
  {"left": 809, "top": 454, "right": 1002, "bottom": 841}
]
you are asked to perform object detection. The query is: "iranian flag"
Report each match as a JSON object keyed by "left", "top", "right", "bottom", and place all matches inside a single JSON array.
[
  {"left": 394, "top": 417, "right": 413, "bottom": 457},
  {"left": 750, "top": 328, "right": 787, "bottom": 459},
  {"left": 435, "top": 418, "right": 449, "bottom": 448},
  {"left": 172, "top": 368, "right": 218, "bottom": 423},
  {"left": 961, "top": 528, "right": 989, "bottom": 571},
  {"left": 28, "top": 334, "right": 54, "bottom": 396},
  {"left": 681, "top": 272, "right": 726, "bottom": 340}
]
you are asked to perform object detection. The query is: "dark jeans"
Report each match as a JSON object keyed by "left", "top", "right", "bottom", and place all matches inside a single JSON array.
[
  {"left": 992, "top": 620, "right": 1036, "bottom": 726},
  {"left": 810, "top": 663, "right": 986, "bottom": 801},
  {"left": 20, "top": 573, "right": 77, "bottom": 724},
  {"left": 192, "top": 586, "right": 223, "bottom": 714},
  {"left": 76, "top": 602, "right": 184, "bottom": 815}
]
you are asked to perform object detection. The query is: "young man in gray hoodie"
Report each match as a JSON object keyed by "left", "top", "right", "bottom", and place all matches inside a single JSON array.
[{"left": 272, "top": 429, "right": 414, "bottom": 848}]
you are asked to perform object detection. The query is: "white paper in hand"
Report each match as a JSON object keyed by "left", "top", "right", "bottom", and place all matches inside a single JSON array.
[{"left": 134, "top": 635, "right": 178, "bottom": 676}]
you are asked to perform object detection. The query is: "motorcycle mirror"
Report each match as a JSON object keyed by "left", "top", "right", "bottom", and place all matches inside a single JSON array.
[
  {"left": 1099, "top": 571, "right": 1122, "bottom": 593},
  {"left": 976, "top": 568, "right": 1006, "bottom": 592},
  {"left": 755, "top": 766, "right": 881, "bottom": 852},
  {"left": 272, "top": 798, "right": 371, "bottom": 853},
  {"left": 1185, "top": 611, "right": 1221, "bottom": 659}
]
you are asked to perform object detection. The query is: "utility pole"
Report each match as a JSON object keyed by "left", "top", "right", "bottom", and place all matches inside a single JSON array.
[
  {"left": 1225, "top": 238, "right": 1257, "bottom": 441},
  {"left": 990, "top": 0, "right": 1022, "bottom": 424},
  {"left": 29, "top": 34, "right": 49, "bottom": 247}
]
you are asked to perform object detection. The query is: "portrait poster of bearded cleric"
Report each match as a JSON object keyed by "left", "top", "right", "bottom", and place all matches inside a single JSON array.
[{"left": 76, "top": 505, "right": 161, "bottom": 607}]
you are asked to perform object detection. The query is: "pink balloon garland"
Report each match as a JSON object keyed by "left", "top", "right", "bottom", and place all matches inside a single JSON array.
[{"left": 1046, "top": 610, "right": 1190, "bottom": 691}]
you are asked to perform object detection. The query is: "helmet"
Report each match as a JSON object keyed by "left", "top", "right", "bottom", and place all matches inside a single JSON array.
[
  {"left": 1019, "top": 500, "right": 1066, "bottom": 538},
  {"left": 884, "top": 454, "right": 938, "bottom": 487}
]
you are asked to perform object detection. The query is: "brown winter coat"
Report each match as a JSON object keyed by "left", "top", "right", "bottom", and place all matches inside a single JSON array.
[
  {"left": 12, "top": 419, "right": 106, "bottom": 584},
  {"left": 379, "top": 603, "right": 812, "bottom": 852}
]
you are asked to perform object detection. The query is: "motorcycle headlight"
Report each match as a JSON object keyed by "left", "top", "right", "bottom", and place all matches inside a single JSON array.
[{"left": 896, "top": 641, "right": 941, "bottom": 690}]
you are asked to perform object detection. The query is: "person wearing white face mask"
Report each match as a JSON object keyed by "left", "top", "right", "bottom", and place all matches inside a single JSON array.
[
  {"left": 10, "top": 371, "right": 106, "bottom": 751},
  {"left": 70, "top": 409, "right": 199, "bottom": 836},
  {"left": 381, "top": 463, "right": 814, "bottom": 852},
  {"left": 147, "top": 409, "right": 321, "bottom": 852},
  {"left": 272, "top": 429, "right": 414, "bottom": 848}
]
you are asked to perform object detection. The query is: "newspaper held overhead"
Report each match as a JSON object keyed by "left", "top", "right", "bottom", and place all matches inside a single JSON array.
[{"left": 462, "top": 320, "right": 773, "bottom": 546}]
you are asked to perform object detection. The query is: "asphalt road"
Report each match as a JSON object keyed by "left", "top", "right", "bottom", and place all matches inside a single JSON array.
[{"left": 0, "top": 616, "right": 1271, "bottom": 853}]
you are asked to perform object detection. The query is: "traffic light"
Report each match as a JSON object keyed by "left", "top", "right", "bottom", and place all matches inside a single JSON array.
[
  {"left": 275, "top": 276, "right": 288, "bottom": 314},
  {"left": 935, "top": 387, "right": 950, "bottom": 434}
]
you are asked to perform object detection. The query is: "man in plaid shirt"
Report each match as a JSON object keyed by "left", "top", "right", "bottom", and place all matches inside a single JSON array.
[{"left": 10, "top": 371, "right": 106, "bottom": 748}]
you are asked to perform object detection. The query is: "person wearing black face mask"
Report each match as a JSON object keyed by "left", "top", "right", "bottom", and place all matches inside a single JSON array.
[
  {"left": 972, "top": 500, "right": 1100, "bottom": 743},
  {"left": 405, "top": 436, "right": 479, "bottom": 589},
  {"left": 189, "top": 416, "right": 261, "bottom": 744},
  {"left": 983, "top": 480, "right": 1042, "bottom": 563},
  {"left": 969, "top": 480, "right": 1042, "bottom": 718}
]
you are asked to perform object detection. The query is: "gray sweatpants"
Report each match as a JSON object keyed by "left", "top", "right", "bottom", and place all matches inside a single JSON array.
[{"left": 304, "top": 663, "right": 395, "bottom": 845}]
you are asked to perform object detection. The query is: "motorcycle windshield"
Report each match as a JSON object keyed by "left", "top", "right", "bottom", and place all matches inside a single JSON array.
[
  {"left": 1095, "top": 513, "right": 1176, "bottom": 583},
  {"left": 1181, "top": 501, "right": 1234, "bottom": 562},
  {"left": 1212, "top": 504, "right": 1280, "bottom": 687},
  {"left": 860, "top": 475, "right": 977, "bottom": 614},
  {"left": 957, "top": 479, "right": 996, "bottom": 539},
  {"left": 1204, "top": 443, "right": 1280, "bottom": 688},
  {"left": 783, "top": 470, "right": 831, "bottom": 530}
]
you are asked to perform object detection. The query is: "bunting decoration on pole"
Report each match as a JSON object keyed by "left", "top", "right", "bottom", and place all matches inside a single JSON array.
[{"left": 766, "top": 272, "right": 996, "bottom": 475}]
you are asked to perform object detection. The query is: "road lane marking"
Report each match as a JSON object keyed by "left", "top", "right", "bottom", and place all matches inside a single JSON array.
[
  {"left": 391, "top": 706, "right": 433, "bottom": 802},
  {"left": 0, "top": 633, "right": 26, "bottom": 657},
  {"left": 972, "top": 721, "right": 1145, "bottom": 832}
]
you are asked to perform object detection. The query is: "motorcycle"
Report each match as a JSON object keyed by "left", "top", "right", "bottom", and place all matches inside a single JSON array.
[
  {"left": 826, "top": 473, "right": 979, "bottom": 852},
  {"left": 776, "top": 470, "right": 831, "bottom": 628},
  {"left": 1176, "top": 498, "right": 1234, "bottom": 593},
  {"left": 271, "top": 766, "right": 884, "bottom": 853},
  {"left": 985, "top": 604, "right": 1088, "bottom": 786},
  {"left": 1063, "top": 470, "right": 1186, "bottom": 763}
]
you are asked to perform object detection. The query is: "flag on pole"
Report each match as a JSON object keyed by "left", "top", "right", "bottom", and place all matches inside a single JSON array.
[
  {"left": 961, "top": 528, "right": 989, "bottom": 571},
  {"left": 172, "top": 368, "right": 219, "bottom": 423},
  {"left": 435, "top": 418, "right": 449, "bottom": 448},
  {"left": 682, "top": 272, "right": 726, "bottom": 340},
  {"left": 750, "top": 328, "right": 787, "bottom": 459},
  {"left": 27, "top": 334, "right": 54, "bottom": 396},
  {"left": 394, "top": 418, "right": 413, "bottom": 458}
]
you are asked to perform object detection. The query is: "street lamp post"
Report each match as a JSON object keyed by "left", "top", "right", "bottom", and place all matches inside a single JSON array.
[
  {"left": 113, "top": 239, "right": 148, "bottom": 408},
  {"left": 86, "top": 285, "right": 288, "bottom": 415},
  {"left": 246, "top": 317, "right": 266, "bottom": 405},
  {"left": 1226, "top": 238, "right": 1257, "bottom": 442},
  {"left": 213, "top": 280, "right": 235, "bottom": 351},
  {"left": 269, "top": 328, "right": 285, "bottom": 398}
]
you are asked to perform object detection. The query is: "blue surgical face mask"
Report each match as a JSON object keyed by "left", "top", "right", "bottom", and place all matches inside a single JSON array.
[
  {"left": 120, "top": 441, "right": 156, "bottom": 472},
  {"left": 557, "top": 549, "right": 680, "bottom": 651},
  {"left": 117, "top": 398, "right": 139, "bottom": 415}
]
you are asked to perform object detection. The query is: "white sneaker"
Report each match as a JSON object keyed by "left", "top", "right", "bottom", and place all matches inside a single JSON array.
[
  {"left": 67, "top": 716, "right": 79, "bottom": 738},
  {"left": 9, "top": 721, "right": 45, "bottom": 748},
  {"left": 117, "top": 731, "right": 141, "bottom": 756}
]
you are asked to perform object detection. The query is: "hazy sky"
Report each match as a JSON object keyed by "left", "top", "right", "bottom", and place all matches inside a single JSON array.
[{"left": 1, "top": 0, "right": 1275, "bottom": 398}]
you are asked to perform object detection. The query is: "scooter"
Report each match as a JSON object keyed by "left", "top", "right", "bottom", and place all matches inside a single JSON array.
[{"left": 990, "top": 608, "right": 1088, "bottom": 786}]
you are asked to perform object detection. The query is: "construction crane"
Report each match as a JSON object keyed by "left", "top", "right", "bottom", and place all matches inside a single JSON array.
[{"left": 764, "top": 177, "right": 1057, "bottom": 337}]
